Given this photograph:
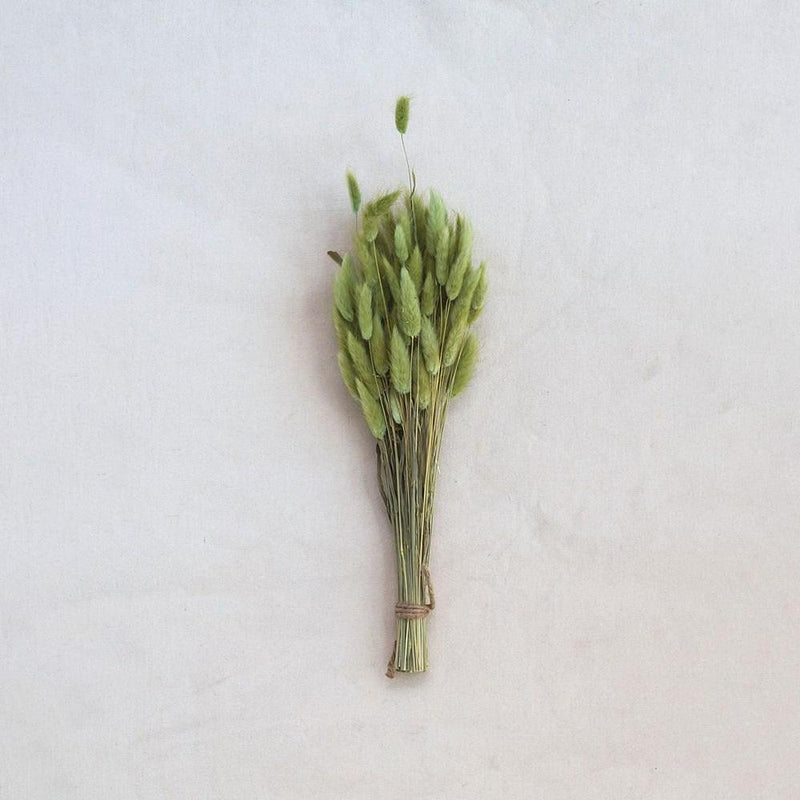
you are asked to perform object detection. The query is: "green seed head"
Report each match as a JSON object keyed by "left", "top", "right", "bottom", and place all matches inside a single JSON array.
[
  {"left": 371, "top": 312, "right": 389, "bottom": 375},
  {"left": 334, "top": 255, "right": 356, "bottom": 321},
  {"left": 356, "top": 379, "right": 386, "bottom": 439},
  {"left": 357, "top": 282, "right": 373, "bottom": 340},
  {"left": 448, "top": 282, "right": 473, "bottom": 340},
  {"left": 397, "top": 209, "right": 412, "bottom": 249},
  {"left": 421, "top": 272, "right": 436, "bottom": 316},
  {"left": 355, "top": 235, "right": 377, "bottom": 282},
  {"left": 395, "top": 95, "right": 410, "bottom": 135},
  {"left": 333, "top": 303, "right": 350, "bottom": 349},
  {"left": 390, "top": 326, "right": 411, "bottom": 393},
  {"left": 367, "top": 190, "right": 401, "bottom": 218},
  {"left": 346, "top": 171, "right": 361, "bottom": 214},
  {"left": 413, "top": 196, "right": 427, "bottom": 251},
  {"left": 471, "top": 262, "right": 487, "bottom": 311},
  {"left": 446, "top": 219, "right": 473, "bottom": 299},
  {"left": 448, "top": 216, "right": 461, "bottom": 266},
  {"left": 363, "top": 215, "right": 379, "bottom": 242},
  {"left": 420, "top": 315, "right": 440, "bottom": 375},
  {"left": 337, "top": 350, "right": 359, "bottom": 400},
  {"left": 426, "top": 192, "right": 446, "bottom": 258},
  {"left": 435, "top": 225, "right": 450, "bottom": 286},
  {"left": 468, "top": 259, "right": 487, "bottom": 323},
  {"left": 414, "top": 357, "right": 431, "bottom": 409},
  {"left": 397, "top": 267, "right": 421, "bottom": 337},
  {"left": 455, "top": 265, "right": 480, "bottom": 313},
  {"left": 347, "top": 330, "right": 377, "bottom": 394},
  {"left": 394, "top": 223, "right": 408, "bottom": 264},
  {"left": 379, "top": 254, "right": 401, "bottom": 305},
  {"left": 407, "top": 245, "right": 422, "bottom": 293},
  {"left": 450, "top": 334, "right": 478, "bottom": 397},
  {"left": 443, "top": 313, "right": 467, "bottom": 368}
]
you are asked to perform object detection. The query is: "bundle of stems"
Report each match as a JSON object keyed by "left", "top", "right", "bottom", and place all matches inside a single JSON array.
[{"left": 330, "top": 97, "right": 487, "bottom": 676}]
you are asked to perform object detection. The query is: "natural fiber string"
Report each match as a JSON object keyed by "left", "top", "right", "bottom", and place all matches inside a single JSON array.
[{"left": 386, "top": 565, "right": 435, "bottom": 678}]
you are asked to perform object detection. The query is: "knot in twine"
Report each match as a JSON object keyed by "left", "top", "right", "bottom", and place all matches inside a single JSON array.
[{"left": 385, "top": 565, "right": 435, "bottom": 679}]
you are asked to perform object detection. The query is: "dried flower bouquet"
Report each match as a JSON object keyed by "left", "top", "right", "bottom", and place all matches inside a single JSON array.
[{"left": 330, "top": 97, "right": 487, "bottom": 676}]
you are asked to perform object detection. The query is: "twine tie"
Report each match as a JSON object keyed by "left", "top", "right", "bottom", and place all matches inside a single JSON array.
[{"left": 385, "top": 565, "right": 435, "bottom": 679}]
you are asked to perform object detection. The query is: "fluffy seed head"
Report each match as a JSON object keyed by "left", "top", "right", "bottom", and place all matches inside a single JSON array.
[
  {"left": 397, "top": 267, "right": 421, "bottom": 337},
  {"left": 395, "top": 95, "right": 410, "bottom": 134},
  {"left": 370, "top": 312, "right": 388, "bottom": 375},
  {"left": 413, "top": 197, "right": 427, "bottom": 250},
  {"left": 362, "top": 215, "right": 379, "bottom": 243},
  {"left": 421, "top": 273, "right": 436, "bottom": 316},
  {"left": 448, "top": 281, "right": 473, "bottom": 340},
  {"left": 446, "top": 219, "right": 473, "bottom": 299},
  {"left": 426, "top": 192, "right": 446, "bottom": 257},
  {"left": 356, "top": 379, "right": 386, "bottom": 438},
  {"left": 390, "top": 327, "right": 411, "bottom": 393},
  {"left": 337, "top": 351, "right": 358, "bottom": 399},
  {"left": 367, "top": 190, "right": 401, "bottom": 217},
  {"left": 334, "top": 255, "right": 356, "bottom": 321},
  {"left": 435, "top": 225, "right": 450, "bottom": 285},
  {"left": 357, "top": 282, "right": 373, "bottom": 339},
  {"left": 414, "top": 357, "right": 431, "bottom": 409},
  {"left": 455, "top": 265, "right": 480, "bottom": 313},
  {"left": 379, "top": 254, "right": 401, "bottom": 305},
  {"left": 347, "top": 330, "right": 377, "bottom": 394},
  {"left": 333, "top": 303, "right": 350, "bottom": 349},
  {"left": 420, "top": 315, "right": 440, "bottom": 375},
  {"left": 443, "top": 313, "right": 467, "bottom": 367},
  {"left": 450, "top": 334, "right": 478, "bottom": 397},
  {"left": 394, "top": 224, "right": 408, "bottom": 264},
  {"left": 471, "top": 262, "right": 487, "bottom": 311},
  {"left": 346, "top": 171, "right": 361, "bottom": 213},
  {"left": 355, "top": 235, "right": 377, "bottom": 282},
  {"left": 408, "top": 245, "right": 423, "bottom": 292},
  {"left": 397, "top": 209, "right": 412, "bottom": 248},
  {"left": 448, "top": 216, "right": 461, "bottom": 266}
]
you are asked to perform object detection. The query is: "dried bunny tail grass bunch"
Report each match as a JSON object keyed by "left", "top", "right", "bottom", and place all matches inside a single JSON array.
[{"left": 330, "top": 96, "right": 488, "bottom": 676}]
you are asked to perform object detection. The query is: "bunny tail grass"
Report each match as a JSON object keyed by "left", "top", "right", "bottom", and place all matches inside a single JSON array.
[
  {"left": 346, "top": 171, "right": 361, "bottom": 214},
  {"left": 395, "top": 95, "right": 410, "bottom": 135},
  {"left": 329, "top": 98, "right": 489, "bottom": 676}
]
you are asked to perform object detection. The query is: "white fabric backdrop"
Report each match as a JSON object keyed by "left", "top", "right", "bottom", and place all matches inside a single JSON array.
[{"left": 2, "top": 2, "right": 799, "bottom": 797}]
